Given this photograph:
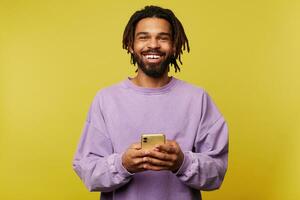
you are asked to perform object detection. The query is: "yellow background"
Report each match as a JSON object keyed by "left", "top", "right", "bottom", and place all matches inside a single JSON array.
[{"left": 1, "top": 0, "right": 299, "bottom": 199}]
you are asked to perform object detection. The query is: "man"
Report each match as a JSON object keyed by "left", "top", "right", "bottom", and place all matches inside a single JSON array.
[{"left": 73, "top": 5, "right": 228, "bottom": 200}]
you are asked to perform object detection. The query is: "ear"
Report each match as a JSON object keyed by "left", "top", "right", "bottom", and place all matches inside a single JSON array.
[
  {"left": 129, "top": 48, "right": 134, "bottom": 54},
  {"left": 129, "top": 44, "right": 134, "bottom": 54},
  {"left": 172, "top": 46, "right": 176, "bottom": 56}
]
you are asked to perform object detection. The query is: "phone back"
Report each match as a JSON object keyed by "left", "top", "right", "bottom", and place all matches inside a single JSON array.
[{"left": 141, "top": 133, "right": 165, "bottom": 150}]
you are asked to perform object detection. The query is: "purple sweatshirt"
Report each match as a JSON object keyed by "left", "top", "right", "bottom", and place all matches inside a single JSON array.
[{"left": 73, "top": 77, "right": 228, "bottom": 200}]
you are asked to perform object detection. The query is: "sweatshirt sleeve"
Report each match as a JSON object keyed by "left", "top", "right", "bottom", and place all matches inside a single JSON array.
[
  {"left": 175, "top": 91, "right": 228, "bottom": 191},
  {"left": 72, "top": 92, "right": 133, "bottom": 192}
]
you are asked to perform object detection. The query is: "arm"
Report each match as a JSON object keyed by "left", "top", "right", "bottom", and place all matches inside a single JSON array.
[
  {"left": 72, "top": 93, "right": 132, "bottom": 192},
  {"left": 176, "top": 116, "right": 228, "bottom": 190},
  {"left": 143, "top": 92, "right": 228, "bottom": 190},
  {"left": 175, "top": 92, "right": 228, "bottom": 190}
]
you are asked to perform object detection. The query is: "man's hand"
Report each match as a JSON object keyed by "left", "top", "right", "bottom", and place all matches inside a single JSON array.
[
  {"left": 143, "top": 140, "right": 184, "bottom": 172},
  {"left": 122, "top": 143, "right": 147, "bottom": 173}
]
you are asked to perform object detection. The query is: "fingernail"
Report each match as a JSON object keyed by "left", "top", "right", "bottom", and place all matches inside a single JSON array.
[{"left": 153, "top": 147, "right": 159, "bottom": 151}]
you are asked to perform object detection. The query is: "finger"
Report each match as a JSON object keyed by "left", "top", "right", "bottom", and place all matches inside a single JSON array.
[
  {"left": 143, "top": 164, "right": 169, "bottom": 171},
  {"left": 127, "top": 162, "right": 147, "bottom": 173},
  {"left": 132, "top": 157, "right": 146, "bottom": 166},
  {"left": 131, "top": 149, "right": 148, "bottom": 158},
  {"left": 156, "top": 143, "right": 177, "bottom": 154},
  {"left": 130, "top": 143, "right": 142, "bottom": 149},
  {"left": 144, "top": 156, "right": 173, "bottom": 167},
  {"left": 147, "top": 150, "right": 175, "bottom": 161},
  {"left": 136, "top": 163, "right": 147, "bottom": 172}
]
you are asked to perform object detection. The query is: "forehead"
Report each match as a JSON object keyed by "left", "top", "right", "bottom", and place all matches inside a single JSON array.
[{"left": 135, "top": 17, "right": 172, "bottom": 35}]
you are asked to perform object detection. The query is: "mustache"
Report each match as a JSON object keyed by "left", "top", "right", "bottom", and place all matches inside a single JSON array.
[{"left": 141, "top": 50, "right": 165, "bottom": 56}]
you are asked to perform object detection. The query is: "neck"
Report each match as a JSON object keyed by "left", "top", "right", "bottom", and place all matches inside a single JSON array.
[{"left": 130, "top": 69, "right": 171, "bottom": 88}]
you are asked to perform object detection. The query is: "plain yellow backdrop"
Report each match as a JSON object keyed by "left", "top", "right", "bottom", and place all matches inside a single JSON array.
[{"left": 1, "top": 0, "right": 300, "bottom": 200}]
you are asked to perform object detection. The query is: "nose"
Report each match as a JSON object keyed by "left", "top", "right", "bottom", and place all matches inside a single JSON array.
[{"left": 147, "top": 38, "right": 160, "bottom": 49}]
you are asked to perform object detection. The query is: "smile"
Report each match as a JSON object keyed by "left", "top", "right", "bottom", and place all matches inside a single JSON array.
[
  {"left": 144, "top": 54, "right": 161, "bottom": 59},
  {"left": 142, "top": 54, "right": 164, "bottom": 64}
]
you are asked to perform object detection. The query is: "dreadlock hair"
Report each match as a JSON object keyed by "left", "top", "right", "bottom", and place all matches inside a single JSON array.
[{"left": 122, "top": 5, "right": 190, "bottom": 73}]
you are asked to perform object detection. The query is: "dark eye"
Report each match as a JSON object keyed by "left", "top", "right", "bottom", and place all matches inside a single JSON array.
[
  {"left": 159, "top": 37, "right": 170, "bottom": 41},
  {"left": 138, "top": 36, "right": 148, "bottom": 40}
]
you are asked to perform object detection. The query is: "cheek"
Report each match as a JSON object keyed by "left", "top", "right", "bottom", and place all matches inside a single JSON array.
[
  {"left": 161, "top": 42, "right": 173, "bottom": 52},
  {"left": 133, "top": 41, "right": 145, "bottom": 52}
]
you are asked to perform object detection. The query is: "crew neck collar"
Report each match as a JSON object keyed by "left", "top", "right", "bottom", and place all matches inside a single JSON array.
[{"left": 123, "top": 76, "right": 178, "bottom": 95}]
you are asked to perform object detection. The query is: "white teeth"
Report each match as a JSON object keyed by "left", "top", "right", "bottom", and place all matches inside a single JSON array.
[{"left": 145, "top": 55, "right": 160, "bottom": 59}]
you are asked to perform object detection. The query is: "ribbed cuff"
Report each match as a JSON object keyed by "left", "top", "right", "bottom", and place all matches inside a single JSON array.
[{"left": 174, "top": 151, "right": 192, "bottom": 176}]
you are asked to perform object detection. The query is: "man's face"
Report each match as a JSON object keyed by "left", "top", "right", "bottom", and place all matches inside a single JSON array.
[{"left": 132, "top": 17, "right": 174, "bottom": 78}]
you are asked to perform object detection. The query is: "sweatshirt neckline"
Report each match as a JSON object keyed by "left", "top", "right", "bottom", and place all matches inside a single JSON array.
[{"left": 123, "top": 76, "right": 178, "bottom": 95}]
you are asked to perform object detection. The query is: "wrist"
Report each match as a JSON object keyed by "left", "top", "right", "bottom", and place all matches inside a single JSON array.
[
  {"left": 120, "top": 152, "right": 134, "bottom": 175},
  {"left": 172, "top": 151, "right": 184, "bottom": 172}
]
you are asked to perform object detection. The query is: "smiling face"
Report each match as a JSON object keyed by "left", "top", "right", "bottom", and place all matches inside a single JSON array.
[{"left": 131, "top": 17, "right": 175, "bottom": 78}]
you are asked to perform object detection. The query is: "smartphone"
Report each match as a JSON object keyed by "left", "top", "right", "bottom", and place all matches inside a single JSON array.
[{"left": 141, "top": 133, "right": 166, "bottom": 150}]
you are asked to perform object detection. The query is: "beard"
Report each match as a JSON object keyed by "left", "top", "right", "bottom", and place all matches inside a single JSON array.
[{"left": 133, "top": 52, "right": 172, "bottom": 78}]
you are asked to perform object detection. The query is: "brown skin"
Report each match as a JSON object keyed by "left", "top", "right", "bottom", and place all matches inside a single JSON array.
[
  {"left": 122, "top": 17, "right": 184, "bottom": 173},
  {"left": 122, "top": 141, "right": 184, "bottom": 173},
  {"left": 130, "top": 17, "right": 175, "bottom": 88},
  {"left": 122, "top": 143, "right": 147, "bottom": 173},
  {"left": 142, "top": 140, "right": 184, "bottom": 172}
]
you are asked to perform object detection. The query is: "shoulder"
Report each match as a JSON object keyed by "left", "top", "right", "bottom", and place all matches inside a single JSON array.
[
  {"left": 91, "top": 80, "right": 127, "bottom": 106},
  {"left": 175, "top": 78, "right": 208, "bottom": 98},
  {"left": 174, "top": 79, "right": 220, "bottom": 111},
  {"left": 95, "top": 80, "right": 125, "bottom": 97}
]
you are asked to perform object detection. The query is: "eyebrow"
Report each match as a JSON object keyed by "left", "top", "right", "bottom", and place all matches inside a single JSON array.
[{"left": 135, "top": 32, "right": 172, "bottom": 37}]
